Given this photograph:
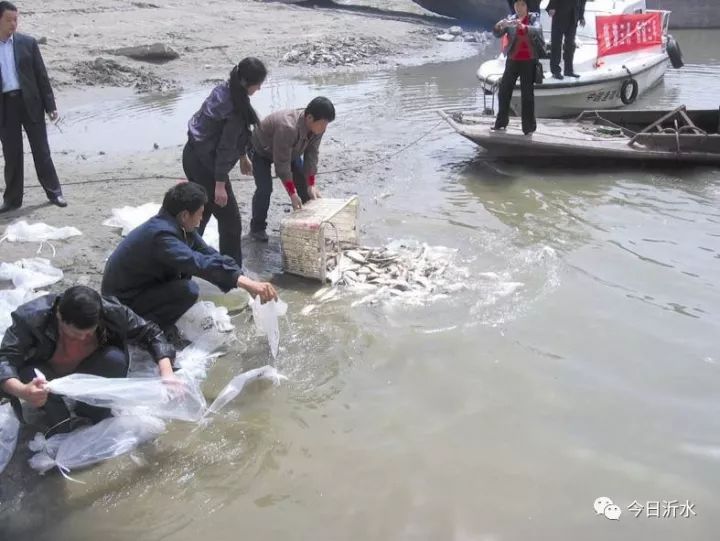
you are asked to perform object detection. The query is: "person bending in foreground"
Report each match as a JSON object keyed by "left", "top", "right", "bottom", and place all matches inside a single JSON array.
[
  {"left": 0, "top": 285, "right": 175, "bottom": 434},
  {"left": 249, "top": 96, "right": 335, "bottom": 241},
  {"left": 101, "top": 183, "right": 277, "bottom": 333}
]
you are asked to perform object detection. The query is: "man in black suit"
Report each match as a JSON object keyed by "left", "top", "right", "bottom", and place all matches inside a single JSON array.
[
  {"left": 547, "top": 0, "right": 587, "bottom": 79},
  {"left": 0, "top": 1, "right": 66, "bottom": 213}
]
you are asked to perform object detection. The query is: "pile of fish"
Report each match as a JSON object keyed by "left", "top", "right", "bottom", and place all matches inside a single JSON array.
[{"left": 307, "top": 242, "right": 468, "bottom": 309}]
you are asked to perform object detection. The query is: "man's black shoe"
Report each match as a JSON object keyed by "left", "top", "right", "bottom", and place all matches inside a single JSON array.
[
  {"left": 551, "top": 73, "right": 564, "bottom": 80},
  {"left": 49, "top": 195, "right": 68, "bottom": 208},
  {"left": 565, "top": 72, "right": 581, "bottom": 78},
  {"left": 0, "top": 202, "right": 20, "bottom": 213}
]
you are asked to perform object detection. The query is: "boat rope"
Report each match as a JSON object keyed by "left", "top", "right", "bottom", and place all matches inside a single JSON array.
[{"left": 27, "top": 120, "right": 446, "bottom": 190}]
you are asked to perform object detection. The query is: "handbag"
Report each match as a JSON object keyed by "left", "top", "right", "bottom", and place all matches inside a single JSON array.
[{"left": 534, "top": 61, "right": 544, "bottom": 84}]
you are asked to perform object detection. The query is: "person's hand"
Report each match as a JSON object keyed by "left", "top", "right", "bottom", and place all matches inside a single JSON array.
[
  {"left": 48, "top": 111, "right": 59, "bottom": 122},
  {"left": 290, "top": 193, "right": 303, "bottom": 210},
  {"left": 548, "top": 9, "right": 555, "bottom": 17},
  {"left": 246, "top": 279, "right": 278, "bottom": 304},
  {"left": 22, "top": 378, "right": 49, "bottom": 408},
  {"left": 215, "top": 181, "right": 228, "bottom": 207},
  {"left": 579, "top": 17, "right": 586, "bottom": 27},
  {"left": 308, "top": 186, "right": 321, "bottom": 200},
  {"left": 240, "top": 155, "right": 253, "bottom": 175}
]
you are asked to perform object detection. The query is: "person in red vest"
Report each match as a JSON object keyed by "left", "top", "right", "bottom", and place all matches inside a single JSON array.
[{"left": 492, "top": 0, "right": 545, "bottom": 136}]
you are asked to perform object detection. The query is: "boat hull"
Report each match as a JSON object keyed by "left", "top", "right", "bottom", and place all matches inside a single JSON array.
[
  {"left": 438, "top": 110, "right": 720, "bottom": 165},
  {"left": 513, "top": 57, "right": 668, "bottom": 117}
]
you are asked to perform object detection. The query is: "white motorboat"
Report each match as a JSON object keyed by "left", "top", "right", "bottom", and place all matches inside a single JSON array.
[{"left": 478, "top": 0, "right": 684, "bottom": 118}]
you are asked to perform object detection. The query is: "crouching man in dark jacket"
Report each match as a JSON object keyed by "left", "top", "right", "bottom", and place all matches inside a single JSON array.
[
  {"left": 101, "top": 182, "right": 277, "bottom": 332},
  {"left": 0, "top": 285, "right": 176, "bottom": 433}
]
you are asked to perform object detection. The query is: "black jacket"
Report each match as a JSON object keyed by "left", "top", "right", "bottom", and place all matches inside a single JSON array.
[
  {"left": 0, "top": 32, "right": 56, "bottom": 125},
  {"left": 494, "top": 12, "right": 545, "bottom": 60},
  {"left": 101, "top": 210, "right": 242, "bottom": 301},
  {"left": 0, "top": 294, "right": 175, "bottom": 387},
  {"left": 547, "top": 0, "right": 586, "bottom": 20},
  {"left": 187, "top": 82, "right": 252, "bottom": 183}
]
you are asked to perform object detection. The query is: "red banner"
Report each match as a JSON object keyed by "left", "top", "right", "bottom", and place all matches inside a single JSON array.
[{"left": 596, "top": 12, "right": 663, "bottom": 58}]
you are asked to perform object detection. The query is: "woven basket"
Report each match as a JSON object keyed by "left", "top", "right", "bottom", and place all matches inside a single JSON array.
[{"left": 280, "top": 196, "right": 359, "bottom": 281}]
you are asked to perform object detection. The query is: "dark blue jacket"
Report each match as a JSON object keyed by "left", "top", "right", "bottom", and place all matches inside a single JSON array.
[
  {"left": 187, "top": 82, "right": 251, "bottom": 183},
  {"left": 101, "top": 210, "right": 241, "bottom": 301}
]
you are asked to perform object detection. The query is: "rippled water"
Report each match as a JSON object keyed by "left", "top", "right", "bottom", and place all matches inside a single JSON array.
[{"left": 3, "top": 28, "right": 720, "bottom": 541}]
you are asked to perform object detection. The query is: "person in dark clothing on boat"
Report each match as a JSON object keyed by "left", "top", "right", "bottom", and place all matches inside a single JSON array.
[
  {"left": 0, "top": 285, "right": 176, "bottom": 433},
  {"left": 183, "top": 57, "right": 267, "bottom": 267},
  {"left": 101, "top": 183, "right": 277, "bottom": 333},
  {"left": 249, "top": 97, "right": 335, "bottom": 241},
  {"left": 492, "top": 0, "right": 545, "bottom": 135},
  {"left": 547, "top": 0, "right": 586, "bottom": 79}
]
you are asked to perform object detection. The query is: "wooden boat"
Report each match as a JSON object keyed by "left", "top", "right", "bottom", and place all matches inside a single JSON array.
[{"left": 439, "top": 105, "right": 720, "bottom": 165}]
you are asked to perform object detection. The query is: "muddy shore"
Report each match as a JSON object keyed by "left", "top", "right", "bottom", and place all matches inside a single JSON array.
[{"left": 0, "top": 0, "right": 485, "bottom": 285}]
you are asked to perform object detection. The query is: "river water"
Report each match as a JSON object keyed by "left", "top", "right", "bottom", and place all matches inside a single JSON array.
[{"left": 2, "top": 29, "right": 720, "bottom": 541}]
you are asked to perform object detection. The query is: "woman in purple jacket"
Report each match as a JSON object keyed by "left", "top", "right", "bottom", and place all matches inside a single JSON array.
[{"left": 183, "top": 57, "right": 267, "bottom": 267}]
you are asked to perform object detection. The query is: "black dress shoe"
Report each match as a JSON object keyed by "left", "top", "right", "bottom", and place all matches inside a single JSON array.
[
  {"left": 565, "top": 72, "right": 581, "bottom": 78},
  {"left": 551, "top": 73, "right": 564, "bottom": 80},
  {"left": 49, "top": 195, "right": 68, "bottom": 208},
  {"left": 0, "top": 202, "right": 20, "bottom": 213}
]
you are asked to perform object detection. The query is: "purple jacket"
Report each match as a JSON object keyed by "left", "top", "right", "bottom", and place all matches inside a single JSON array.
[{"left": 187, "top": 83, "right": 252, "bottom": 183}]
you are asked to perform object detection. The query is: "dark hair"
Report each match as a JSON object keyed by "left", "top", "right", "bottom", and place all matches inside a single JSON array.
[
  {"left": 58, "top": 286, "right": 103, "bottom": 330},
  {"left": 162, "top": 183, "right": 208, "bottom": 217},
  {"left": 0, "top": 2, "right": 17, "bottom": 18},
  {"left": 229, "top": 57, "right": 266, "bottom": 127},
  {"left": 305, "top": 97, "right": 336, "bottom": 122}
]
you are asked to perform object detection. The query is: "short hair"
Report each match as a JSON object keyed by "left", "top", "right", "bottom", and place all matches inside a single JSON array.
[
  {"left": 0, "top": 2, "right": 16, "bottom": 18},
  {"left": 59, "top": 286, "right": 103, "bottom": 329},
  {"left": 305, "top": 96, "right": 335, "bottom": 122},
  {"left": 162, "top": 182, "right": 208, "bottom": 217}
]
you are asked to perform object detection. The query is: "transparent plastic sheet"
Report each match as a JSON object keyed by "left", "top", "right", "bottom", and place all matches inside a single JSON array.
[
  {"left": 206, "top": 366, "right": 287, "bottom": 417},
  {"left": 0, "top": 288, "right": 46, "bottom": 343},
  {"left": 0, "top": 258, "right": 63, "bottom": 289},
  {"left": 249, "top": 297, "right": 288, "bottom": 359},
  {"left": 103, "top": 204, "right": 220, "bottom": 249},
  {"left": 27, "top": 415, "right": 166, "bottom": 479},
  {"left": 0, "top": 402, "right": 20, "bottom": 475},
  {"left": 0, "top": 221, "right": 82, "bottom": 242},
  {"left": 46, "top": 373, "right": 207, "bottom": 422}
]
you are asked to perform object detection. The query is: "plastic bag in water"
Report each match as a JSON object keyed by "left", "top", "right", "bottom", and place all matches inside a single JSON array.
[
  {"left": 0, "top": 402, "right": 20, "bottom": 475},
  {"left": 0, "top": 258, "right": 63, "bottom": 289},
  {"left": 1, "top": 221, "right": 82, "bottom": 242},
  {"left": 28, "top": 415, "right": 166, "bottom": 477},
  {"left": 46, "top": 373, "right": 207, "bottom": 422},
  {"left": 249, "top": 297, "right": 288, "bottom": 359},
  {"left": 176, "top": 301, "right": 234, "bottom": 342},
  {"left": 206, "top": 366, "right": 287, "bottom": 416}
]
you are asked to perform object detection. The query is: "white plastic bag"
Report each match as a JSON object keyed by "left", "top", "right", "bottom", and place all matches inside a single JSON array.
[
  {"left": 206, "top": 366, "right": 287, "bottom": 416},
  {"left": 0, "top": 402, "right": 20, "bottom": 475},
  {"left": 28, "top": 415, "right": 166, "bottom": 477},
  {"left": 0, "top": 258, "right": 63, "bottom": 289},
  {"left": 102, "top": 203, "right": 160, "bottom": 236},
  {"left": 0, "top": 288, "right": 46, "bottom": 343},
  {"left": 249, "top": 297, "right": 288, "bottom": 359},
  {"left": 1, "top": 221, "right": 82, "bottom": 242},
  {"left": 46, "top": 373, "right": 207, "bottom": 422},
  {"left": 103, "top": 203, "right": 219, "bottom": 249},
  {"left": 176, "top": 301, "right": 234, "bottom": 342}
]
